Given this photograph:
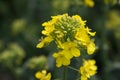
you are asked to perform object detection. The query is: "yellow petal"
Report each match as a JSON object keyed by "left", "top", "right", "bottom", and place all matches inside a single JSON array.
[
  {"left": 63, "top": 58, "right": 70, "bottom": 66},
  {"left": 87, "top": 41, "right": 96, "bottom": 54},
  {"left": 45, "top": 73, "right": 51, "bottom": 80},
  {"left": 75, "top": 28, "right": 90, "bottom": 45},
  {"left": 86, "top": 27, "right": 96, "bottom": 36},
  {"left": 53, "top": 53, "right": 58, "bottom": 58},
  {"left": 63, "top": 50, "right": 73, "bottom": 59},
  {"left": 35, "top": 71, "right": 42, "bottom": 79},
  {"left": 88, "top": 31, "right": 96, "bottom": 36},
  {"left": 56, "top": 57, "right": 62, "bottom": 67},
  {"left": 81, "top": 75, "right": 88, "bottom": 80},
  {"left": 36, "top": 36, "right": 53, "bottom": 48},
  {"left": 71, "top": 48, "right": 80, "bottom": 57},
  {"left": 36, "top": 42, "right": 44, "bottom": 48}
]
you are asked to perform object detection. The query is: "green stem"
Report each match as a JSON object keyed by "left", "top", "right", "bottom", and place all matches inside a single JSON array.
[
  {"left": 63, "top": 66, "right": 67, "bottom": 80},
  {"left": 68, "top": 66, "right": 79, "bottom": 72}
]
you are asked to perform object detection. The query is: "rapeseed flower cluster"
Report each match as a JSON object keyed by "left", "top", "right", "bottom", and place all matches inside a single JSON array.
[
  {"left": 79, "top": 59, "right": 97, "bottom": 80},
  {"left": 36, "top": 13, "right": 97, "bottom": 80},
  {"left": 35, "top": 70, "right": 51, "bottom": 80},
  {"left": 37, "top": 14, "right": 96, "bottom": 67}
]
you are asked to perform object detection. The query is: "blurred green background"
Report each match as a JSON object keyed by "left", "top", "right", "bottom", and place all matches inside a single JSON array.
[{"left": 0, "top": 0, "right": 120, "bottom": 80}]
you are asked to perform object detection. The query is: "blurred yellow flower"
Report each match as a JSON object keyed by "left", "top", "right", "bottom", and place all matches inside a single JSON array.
[
  {"left": 106, "top": 10, "right": 120, "bottom": 29},
  {"left": 26, "top": 56, "right": 47, "bottom": 69},
  {"left": 104, "top": 0, "right": 117, "bottom": 5},
  {"left": 79, "top": 59, "right": 97, "bottom": 80},
  {"left": 0, "top": 43, "right": 25, "bottom": 66},
  {"left": 35, "top": 70, "right": 51, "bottom": 80},
  {"left": 106, "top": 10, "right": 120, "bottom": 39},
  {"left": 12, "top": 19, "right": 26, "bottom": 35},
  {"left": 84, "top": 0, "right": 95, "bottom": 7}
]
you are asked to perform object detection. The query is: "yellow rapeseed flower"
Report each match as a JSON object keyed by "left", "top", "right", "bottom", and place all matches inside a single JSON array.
[
  {"left": 72, "top": 15, "right": 86, "bottom": 27},
  {"left": 36, "top": 36, "right": 53, "bottom": 48},
  {"left": 75, "top": 28, "right": 90, "bottom": 45},
  {"left": 87, "top": 41, "right": 96, "bottom": 55},
  {"left": 84, "top": 0, "right": 95, "bottom": 7},
  {"left": 53, "top": 50, "right": 72, "bottom": 67},
  {"left": 75, "top": 27, "right": 96, "bottom": 54},
  {"left": 35, "top": 70, "right": 51, "bottom": 80},
  {"left": 42, "top": 21, "right": 55, "bottom": 36},
  {"left": 79, "top": 59, "right": 97, "bottom": 80},
  {"left": 61, "top": 41, "right": 80, "bottom": 57},
  {"left": 52, "top": 40, "right": 81, "bottom": 67}
]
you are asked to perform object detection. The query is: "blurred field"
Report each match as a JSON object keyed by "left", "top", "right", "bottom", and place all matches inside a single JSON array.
[{"left": 0, "top": 0, "right": 120, "bottom": 80}]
